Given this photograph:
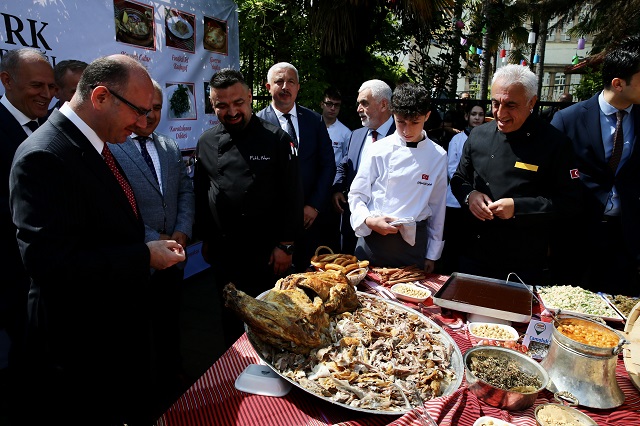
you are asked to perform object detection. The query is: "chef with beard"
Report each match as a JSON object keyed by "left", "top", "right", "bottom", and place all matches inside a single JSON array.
[{"left": 193, "top": 68, "right": 303, "bottom": 348}]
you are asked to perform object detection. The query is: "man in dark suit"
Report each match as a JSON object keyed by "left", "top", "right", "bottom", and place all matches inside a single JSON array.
[
  {"left": 551, "top": 35, "right": 640, "bottom": 295},
  {"left": 0, "top": 48, "right": 54, "bottom": 391},
  {"left": 109, "top": 79, "right": 195, "bottom": 409},
  {"left": 257, "top": 62, "right": 335, "bottom": 270},
  {"left": 9, "top": 54, "right": 185, "bottom": 425},
  {"left": 49, "top": 59, "right": 88, "bottom": 112},
  {"left": 332, "top": 79, "right": 395, "bottom": 255}
]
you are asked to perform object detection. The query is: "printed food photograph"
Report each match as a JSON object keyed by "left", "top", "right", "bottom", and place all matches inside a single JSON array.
[
  {"left": 164, "top": 7, "right": 195, "bottom": 53},
  {"left": 113, "top": 0, "right": 155, "bottom": 48},
  {"left": 203, "top": 16, "right": 228, "bottom": 54},
  {"left": 166, "top": 82, "right": 196, "bottom": 119}
]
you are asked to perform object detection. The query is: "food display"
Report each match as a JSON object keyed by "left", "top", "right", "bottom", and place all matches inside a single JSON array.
[
  {"left": 310, "top": 246, "right": 369, "bottom": 274},
  {"left": 556, "top": 317, "right": 620, "bottom": 348},
  {"left": 605, "top": 294, "right": 640, "bottom": 319},
  {"left": 535, "top": 404, "right": 597, "bottom": 426},
  {"left": 390, "top": 283, "right": 431, "bottom": 303},
  {"left": 226, "top": 273, "right": 462, "bottom": 414},
  {"left": 371, "top": 265, "right": 427, "bottom": 285},
  {"left": 473, "top": 416, "right": 515, "bottom": 426},
  {"left": 204, "top": 24, "right": 226, "bottom": 50},
  {"left": 467, "top": 352, "right": 542, "bottom": 392},
  {"left": 169, "top": 84, "right": 192, "bottom": 118},
  {"left": 468, "top": 323, "right": 518, "bottom": 342},
  {"left": 537, "top": 285, "right": 623, "bottom": 321},
  {"left": 115, "top": 9, "right": 152, "bottom": 40}
]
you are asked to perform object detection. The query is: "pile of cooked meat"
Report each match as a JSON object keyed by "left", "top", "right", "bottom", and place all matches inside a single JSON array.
[{"left": 224, "top": 271, "right": 457, "bottom": 412}]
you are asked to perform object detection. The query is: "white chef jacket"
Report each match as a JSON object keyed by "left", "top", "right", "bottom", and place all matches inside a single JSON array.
[{"left": 348, "top": 131, "right": 448, "bottom": 261}]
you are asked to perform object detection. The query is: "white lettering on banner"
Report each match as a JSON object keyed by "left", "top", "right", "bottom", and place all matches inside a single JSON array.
[{"left": 2, "top": 0, "right": 239, "bottom": 152}]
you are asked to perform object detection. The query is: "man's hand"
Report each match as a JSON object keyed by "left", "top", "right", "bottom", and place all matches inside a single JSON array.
[
  {"left": 467, "top": 191, "right": 494, "bottom": 221},
  {"left": 487, "top": 198, "right": 515, "bottom": 219},
  {"left": 269, "top": 247, "right": 292, "bottom": 275},
  {"left": 304, "top": 205, "right": 319, "bottom": 229},
  {"left": 147, "top": 240, "right": 185, "bottom": 270},
  {"left": 365, "top": 216, "right": 399, "bottom": 235},
  {"left": 332, "top": 192, "right": 346, "bottom": 214},
  {"left": 423, "top": 259, "right": 435, "bottom": 274},
  {"left": 170, "top": 231, "right": 189, "bottom": 248}
]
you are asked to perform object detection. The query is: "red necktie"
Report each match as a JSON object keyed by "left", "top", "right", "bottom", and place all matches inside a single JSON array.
[
  {"left": 102, "top": 143, "right": 138, "bottom": 218},
  {"left": 371, "top": 130, "right": 378, "bottom": 142}
]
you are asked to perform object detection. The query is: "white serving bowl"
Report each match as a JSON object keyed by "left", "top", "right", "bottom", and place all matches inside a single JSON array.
[
  {"left": 468, "top": 322, "right": 519, "bottom": 342},
  {"left": 390, "top": 283, "right": 431, "bottom": 304}
]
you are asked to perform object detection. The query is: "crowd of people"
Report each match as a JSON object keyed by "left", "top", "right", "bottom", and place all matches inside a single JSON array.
[{"left": 1, "top": 33, "right": 639, "bottom": 424}]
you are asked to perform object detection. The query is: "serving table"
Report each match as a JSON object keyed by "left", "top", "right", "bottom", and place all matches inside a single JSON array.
[{"left": 158, "top": 275, "right": 640, "bottom": 426}]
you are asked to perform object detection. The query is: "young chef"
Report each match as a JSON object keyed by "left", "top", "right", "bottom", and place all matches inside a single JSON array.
[{"left": 348, "top": 83, "right": 447, "bottom": 272}]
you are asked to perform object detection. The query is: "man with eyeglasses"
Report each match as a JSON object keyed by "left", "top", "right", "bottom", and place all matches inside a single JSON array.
[
  {"left": 320, "top": 87, "right": 352, "bottom": 167},
  {"left": 8, "top": 54, "right": 186, "bottom": 424}
]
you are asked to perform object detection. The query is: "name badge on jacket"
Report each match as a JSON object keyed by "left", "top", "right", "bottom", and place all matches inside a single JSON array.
[{"left": 514, "top": 161, "right": 538, "bottom": 172}]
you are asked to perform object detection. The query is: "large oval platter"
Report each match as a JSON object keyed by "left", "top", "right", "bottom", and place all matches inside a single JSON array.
[{"left": 246, "top": 291, "right": 464, "bottom": 415}]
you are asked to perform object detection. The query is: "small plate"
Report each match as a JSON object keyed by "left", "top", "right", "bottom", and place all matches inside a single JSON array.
[
  {"left": 167, "top": 16, "right": 193, "bottom": 40},
  {"left": 473, "top": 416, "right": 515, "bottom": 426},
  {"left": 390, "top": 283, "right": 431, "bottom": 304},
  {"left": 468, "top": 322, "right": 518, "bottom": 342}
]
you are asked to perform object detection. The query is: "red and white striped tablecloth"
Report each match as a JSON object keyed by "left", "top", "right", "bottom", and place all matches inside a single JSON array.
[{"left": 159, "top": 275, "right": 640, "bottom": 426}]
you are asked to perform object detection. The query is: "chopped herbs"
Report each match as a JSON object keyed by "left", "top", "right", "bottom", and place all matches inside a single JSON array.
[
  {"left": 538, "top": 285, "right": 619, "bottom": 317},
  {"left": 169, "top": 84, "right": 190, "bottom": 117},
  {"left": 469, "top": 353, "right": 541, "bottom": 392}
]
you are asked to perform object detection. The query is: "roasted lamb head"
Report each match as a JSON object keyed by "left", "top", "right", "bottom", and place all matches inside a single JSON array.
[{"left": 223, "top": 270, "right": 359, "bottom": 354}]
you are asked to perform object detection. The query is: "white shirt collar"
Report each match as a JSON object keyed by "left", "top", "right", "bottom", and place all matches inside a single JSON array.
[
  {"left": 273, "top": 104, "right": 298, "bottom": 120},
  {"left": 373, "top": 115, "right": 394, "bottom": 137},
  {"left": 58, "top": 103, "right": 104, "bottom": 154},
  {"left": 1, "top": 94, "right": 34, "bottom": 126}
]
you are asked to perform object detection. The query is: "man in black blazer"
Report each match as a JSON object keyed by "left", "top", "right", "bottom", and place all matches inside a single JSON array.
[
  {"left": 0, "top": 48, "right": 54, "bottom": 389},
  {"left": 551, "top": 35, "right": 640, "bottom": 295},
  {"left": 332, "top": 79, "right": 395, "bottom": 255},
  {"left": 9, "top": 54, "right": 185, "bottom": 425},
  {"left": 257, "top": 62, "right": 335, "bottom": 271}
]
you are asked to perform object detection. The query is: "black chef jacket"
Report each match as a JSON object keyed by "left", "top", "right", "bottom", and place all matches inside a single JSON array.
[
  {"left": 194, "top": 115, "right": 303, "bottom": 293},
  {"left": 450, "top": 114, "right": 582, "bottom": 275}
]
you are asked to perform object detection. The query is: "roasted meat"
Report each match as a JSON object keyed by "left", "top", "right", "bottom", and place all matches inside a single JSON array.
[{"left": 223, "top": 270, "right": 359, "bottom": 354}]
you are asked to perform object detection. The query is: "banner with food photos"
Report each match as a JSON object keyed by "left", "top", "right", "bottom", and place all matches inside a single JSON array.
[{"left": 0, "top": 0, "right": 239, "bottom": 152}]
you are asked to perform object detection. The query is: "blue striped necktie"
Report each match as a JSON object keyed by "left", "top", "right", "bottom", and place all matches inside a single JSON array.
[{"left": 135, "top": 136, "right": 159, "bottom": 183}]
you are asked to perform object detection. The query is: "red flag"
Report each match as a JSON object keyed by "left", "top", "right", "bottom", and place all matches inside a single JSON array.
[
  {"left": 570, "top": 169, "right": 579, "bottom": 179},
  {"left": 421, "top": 174, "right": 429, "bottom": 180}
]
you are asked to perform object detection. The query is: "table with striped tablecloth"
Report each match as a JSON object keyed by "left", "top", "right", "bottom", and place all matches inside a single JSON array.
[{"left": 159, "top": 274, "right": 640, "bottom": 426}]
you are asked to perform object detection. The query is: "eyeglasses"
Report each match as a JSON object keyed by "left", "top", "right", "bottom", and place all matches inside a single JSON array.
[
  {"left": 101, "top": 86, "right": 152, "bottom": 118},
  {"left": 323, "top": 101, "right": 341, "bottom": 108}
]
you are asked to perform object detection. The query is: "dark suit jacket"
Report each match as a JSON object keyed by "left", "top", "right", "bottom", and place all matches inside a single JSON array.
[
  {"left": 9, "top": 110, "right": 158, "bottom": 423},
  {"left": 332, "top": 123, "right": 396, "bottom": 240},
  {"left": 257, "top": 104, "right": 335, "bottom": 212},
  {"left": 551, "top": 93, "right": 640, "bottom": 267},
  {"left": 0, "top": 103, "right": 45, "bottom": 343}
]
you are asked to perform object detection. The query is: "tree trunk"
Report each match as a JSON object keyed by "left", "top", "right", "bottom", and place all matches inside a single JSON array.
[
  {"left": 479, "top": 0, "right": 491, "bottom": 101},
  {"left": 535, "top": 17, "right": 549, "bottom": 104},
  {"left": 447, "top": 0, "right": 465, "bottom": 98}
]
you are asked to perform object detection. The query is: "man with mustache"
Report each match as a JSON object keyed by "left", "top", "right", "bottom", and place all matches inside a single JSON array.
[
  {"left": 450, "top": 64, "right": 581, "bottom": 285},
  {"left": 332, "top": 79, "right": 395, "bottom": 255},
  {"left": 257, "top": 62, "right": 335, "bottom": 270},
  {"left": 194, "top": 68, "right": 302, "bottom": 348}
]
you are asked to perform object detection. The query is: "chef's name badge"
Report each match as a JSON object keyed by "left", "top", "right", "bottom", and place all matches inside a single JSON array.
[
  {"left": 514, "top": 161, "right": 538, "bottom": 172},
  {"left": 250, "top": 155, "right": 271, "bottom": 161}
]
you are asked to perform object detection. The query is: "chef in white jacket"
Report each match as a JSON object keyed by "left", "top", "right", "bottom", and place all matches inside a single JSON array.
[{"left": 349, "top": 83, "right": 447, "bottom": 272}]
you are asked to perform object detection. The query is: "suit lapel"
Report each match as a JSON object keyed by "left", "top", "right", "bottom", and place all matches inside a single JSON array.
[
  {"left": 49, "top": 111, "right": 140, "bottom": 222},
  {"left": 583, "top": 96, "right": 606, "bottom": 160},
  {"left": 153, "top": 133, "right": 169, "bottom": 188},
  {"left": 123, "top": 136, "right": 161, "bottom": 192},
  {"left": 354, "top": 128, "right": 368, "bottom": 170}
]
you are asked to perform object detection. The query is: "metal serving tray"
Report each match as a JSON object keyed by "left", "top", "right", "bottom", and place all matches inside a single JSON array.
[{"left": 432, "top": 272, "right": 532, "bottom": 323}]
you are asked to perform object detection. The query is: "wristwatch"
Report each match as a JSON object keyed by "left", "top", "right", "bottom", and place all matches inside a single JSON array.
[
  {"left": 276, "top": 243, "right": 295, "bottom": 255},
  {"left": 464, "top": 190, "right": 476, "bottom": 206}
]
